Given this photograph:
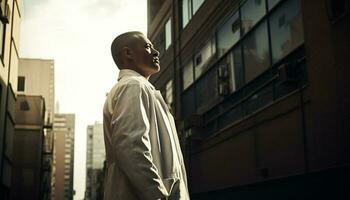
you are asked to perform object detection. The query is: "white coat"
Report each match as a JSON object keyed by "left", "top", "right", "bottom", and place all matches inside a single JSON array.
[{"left": 103, "top": 69, "right": 190, "bottom": 200}]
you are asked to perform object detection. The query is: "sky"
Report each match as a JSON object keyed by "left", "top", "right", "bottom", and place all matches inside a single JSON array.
[{"left": 20, "top": 0, "right": 147, "bottom": 199}]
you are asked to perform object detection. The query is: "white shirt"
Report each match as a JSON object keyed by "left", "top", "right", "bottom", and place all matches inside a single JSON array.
[{"left": 103, "top": 69, "right": 190, "bottom": 200}]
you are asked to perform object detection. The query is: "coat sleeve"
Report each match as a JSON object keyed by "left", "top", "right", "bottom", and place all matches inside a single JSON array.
[{"left": 111, "top": 83, "right": 168, "bottom": 200}]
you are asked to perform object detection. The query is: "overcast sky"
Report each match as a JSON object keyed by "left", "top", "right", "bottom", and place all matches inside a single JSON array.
[{"left": 20, "top": 0, "right": 147, "bottom": 199}]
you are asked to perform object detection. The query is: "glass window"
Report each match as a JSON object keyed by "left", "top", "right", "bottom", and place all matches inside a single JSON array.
[
  {"left": 165, "top": 80, "right": 174, "bottom": 106},
  {"left": 245, "top": 84, "right": 273, "bottom": 114},
  {"left": 192, "top": 0, "right": 205, "bottom": 14},
  {"left": 217, "top": 11, "right": 241, "bottom": 57},
  {"left": 165, "top": 18, "right": 172, "bottom": 50},
  {"left": 232, "top": 46, "right": 245, "bottom": 89},
  {"left": 270, "top": 0, "right": 304, "bottom": 63},
  {"left": 219, "top": 104, "right": 244, "bottom": 128},
  {"left": 217, "top": 46, "right": 244, "bottom": 96},
  {"left": 268, "top": 0, "right": 282, "bottom": 10},
  {"left": 223, "top": 45, "right": 244, "bottom": 92},
  {"left": 182, "top": 0, "right": 191, "bottom": 28},
  {"left": 194, "top": 38, "right": 216, "bottom": 79},
  {"left": 196, "top": 68, "right": 219, "bottom": 112},
  {"left": 241, "top": 0, "right": 266, "bottom": 35},
  {"left": 182, "top": 88, "right": 196, "bottom": 118},
  {"left": 182, "top": 0, "right": 206, "bottom": 28},
  {"left": 243, "top": 21, "right": 270, "bottom": 82},
  {"left": 17, "top": 76, "right": 25, "bottom": 92},
  {"left": 153, "top": 30, "right": 165, "bottom": 57},
  {"left": 20, "top": 100, "right": 30, "bottom": 111},
  {"left": 182, "top": 60, "right": 194, "bottom": 90}
]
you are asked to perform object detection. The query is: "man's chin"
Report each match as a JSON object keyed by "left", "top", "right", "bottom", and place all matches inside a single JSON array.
[
  {"left": 153, "top": 63, "right": 160, "bottom": 72},
  {"left": 145, "top": 64, "right": 160, "bottom": 76}
]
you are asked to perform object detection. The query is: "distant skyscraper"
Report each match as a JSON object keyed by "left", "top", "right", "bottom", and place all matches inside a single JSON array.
[
  {"left": 85, "top": 122, "right": 105, "bottom": 200},
  {"left": 53, "top": 114, "right": 75, "bottom": 200}
]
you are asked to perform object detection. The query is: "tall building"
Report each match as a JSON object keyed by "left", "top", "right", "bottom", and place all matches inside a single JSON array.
[
  {"left": 18, "top": 58, "right": 55, "bottom": 124},
  {"left": 147, "top": 0, "right": 350, "bottom": 199},
  {"left": 85, "top": 122, "right": 105, "bottom": 200},
  {"left": 0, "top": 0, "right": 23, "bottom": 199},
  {"left": 17, "top": 58, "right": 55, "bottom": 199},
  {"left": 53, "top": 114, "right": 75, "bottom": 200}
]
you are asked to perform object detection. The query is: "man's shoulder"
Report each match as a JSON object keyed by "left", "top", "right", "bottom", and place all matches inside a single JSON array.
[{"left": 117, "top": 76, "right": 153, "bottom": 92}]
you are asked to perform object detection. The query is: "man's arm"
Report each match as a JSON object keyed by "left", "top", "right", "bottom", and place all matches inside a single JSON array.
[{"left": 111, "top": 83, "right": 168, "bottom": 200}]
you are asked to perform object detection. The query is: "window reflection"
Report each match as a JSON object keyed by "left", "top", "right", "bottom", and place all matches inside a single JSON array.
[
  {"left": 217, "top": 11, "right": 241, "bottom": 57},
  {"left": 182, "top": 88, "right": 196, "bottom": 118},
  {"left": 245, "top": 84, "right": 273, "bottom": 114},
  {"left": 243, "top": 21, "right": 270, "bottom": 83},
  {"left": 192, "top": 0, "right": 205, "bottom": 14},
  {"left": 179, "top": 0, "right": 306, "bottom": 126},
  {"left": 219, "top": 46, "right": 244, "bottom": 93},
  {"left": 153, "top": 30, "right": 165, "bottom": 56},
  {"left": 182, "top": 60, "right": 194, "bottom": 90},
  {"left": 270, "top": 0, "right": 303, "bottom": 63},
  {"left": 182, "top": 0, "right": 206, "bottom": 28},
  {"left": 232, "top": 46, "right": 244, "bottom": 89},
  {"left": 194, "top": 38, "right": 216, "bottom": 79},
  {"left": 196, "top": 68, "right": 218, "bottom": 111},
  {"left": 165, "top": 80, "right": 174, "bottom": 107},
  {"left": 165, "top": 18, "right": 172, "bottom": 50},
  {"left": 241, "top": 0, "right": 266, "bottom": 35},
  {"left": 268, "top": 0, "right": 282, "bottom": 10},
  {"left": 182, "top": 0, "right": 191, "bottom": 28}
]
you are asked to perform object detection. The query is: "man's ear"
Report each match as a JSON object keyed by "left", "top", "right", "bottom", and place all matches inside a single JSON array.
[{"left": 122, "top": 47, "right": 133, "bottom": 59}]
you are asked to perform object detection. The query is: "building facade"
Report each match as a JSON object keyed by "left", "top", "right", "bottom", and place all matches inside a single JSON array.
[
  {"left": 17, "top": 58, "right": 55, "bottom": 199},
  {"left": 85, "top": 122, "right": 105, "bottom": 200},
  {"left": 18, "top": 58, "right": 55, "bottom": 123},
  {"left": 147, "top": 0, "right": 350, "bottom": 199},
  {"left": 0, "top": 0, "right": 22, "bottom": 199},
  {"left": 12, "top": 95, "right": 46, "bottom": 200},
  {"left": 53, "top": 113, "right": 75, "bottom": 200}
]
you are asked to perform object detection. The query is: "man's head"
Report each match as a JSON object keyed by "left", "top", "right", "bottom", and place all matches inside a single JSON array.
[{"left": 111, "top": 31, "right": 160, "bottom": 78}]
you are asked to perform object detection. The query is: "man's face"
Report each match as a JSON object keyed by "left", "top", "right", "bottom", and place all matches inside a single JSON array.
[{"left": 131, "top": 34, "right": 160, "bottom": 76}]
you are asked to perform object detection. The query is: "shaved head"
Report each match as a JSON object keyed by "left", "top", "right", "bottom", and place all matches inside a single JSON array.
[
  {"left": 111, "top": 31, "right": 143, "bottom": 69},
  {"left": 110, "top": 31, "right": 160, "bottom": 78}
]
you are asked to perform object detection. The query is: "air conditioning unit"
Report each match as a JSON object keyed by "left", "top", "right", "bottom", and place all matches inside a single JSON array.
[
  {"left": 278, "top": 63, "right": 297, "bottom": 84},
  {"left": 184, "top": 129, "right": 192, "bottom": 138},
  {"left": 218, "top": 64, "right": 229, "bottom": 79},
  {"left": 219, "top": 82, "right": 230, "bottom": 96},
  {"left": 0, "top": 2, "right": 10, "bottom": 24}
]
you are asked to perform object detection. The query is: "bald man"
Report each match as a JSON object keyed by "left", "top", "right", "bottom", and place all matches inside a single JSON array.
[{"left": 103, "top": 31, "right": 190, "bottom": 200}]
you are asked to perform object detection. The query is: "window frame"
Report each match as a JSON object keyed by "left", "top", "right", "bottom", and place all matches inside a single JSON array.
[
  {"left": 193, "top": 38, "right": 216, "bottom": 80},
  {"left": 181, "top": 0, "right": 206, "bottom": 29},
  {"left": 165, "top": 18, "right": 172, "bottom": 50},
  {"left": 17, "top": 76, "right": 25, "bottom": 92},
  {"left": 182, "top": 58, "right": 195, "bottom": 91}
]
